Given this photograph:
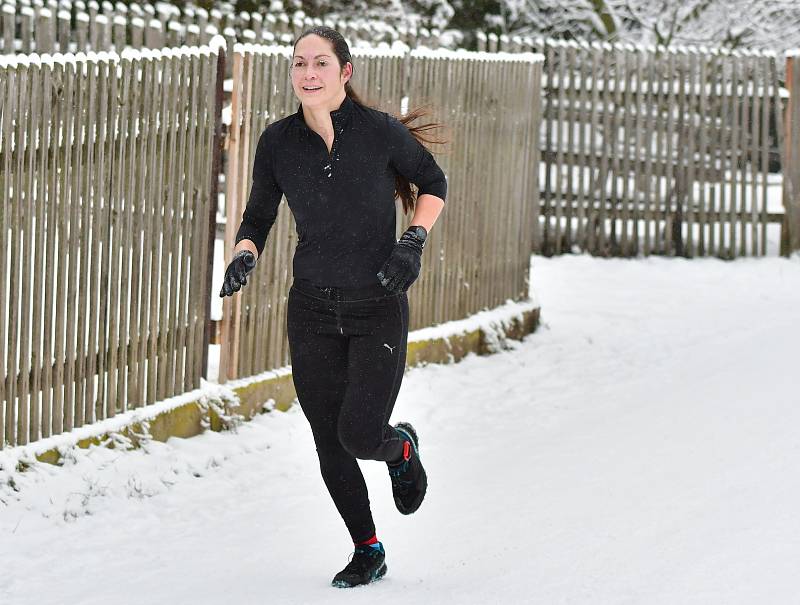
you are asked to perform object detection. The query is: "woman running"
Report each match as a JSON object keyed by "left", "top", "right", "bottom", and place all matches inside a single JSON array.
[{"left": 220, "top": 26, "right": 447, "bottom": 588}]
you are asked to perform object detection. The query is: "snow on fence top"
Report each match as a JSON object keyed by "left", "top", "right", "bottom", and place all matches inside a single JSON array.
[
  {"left": 0, "top": 34, "right": 226, "bottom": 68},
  {"left": 528, "top": 35, "right": 778, "bottom": 59},
  {"left": 232, "top": 42, "right": 292, "bottom": 58},
  {"left": 411, "top": 47, "right": 544, "bottom": 64},
  {"left": 232, "top": 42, "right": 543, "bottom": 64},
  {"left": 350, "top": 45, "right": 410, "bottom": 59},
  {"left": 233, "top": 42, "right": 409, "bottom": 60}
]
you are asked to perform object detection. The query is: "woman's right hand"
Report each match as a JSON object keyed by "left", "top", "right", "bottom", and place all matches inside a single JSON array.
[{"left": 220, "top": 250, "right": 257, "bottom": 297}]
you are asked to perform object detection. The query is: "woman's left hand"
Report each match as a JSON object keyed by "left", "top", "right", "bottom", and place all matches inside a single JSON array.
[
  {"left": 220, "top": 250, "right": 257, "bottom": 297},
  {"left": 377, "top": 226, "right": 427, "bottom": 293}
]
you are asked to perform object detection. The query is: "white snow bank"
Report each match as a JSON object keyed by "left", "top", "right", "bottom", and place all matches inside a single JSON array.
[{"left": 408, "top": 297, "right": 537, "bottom": 346}]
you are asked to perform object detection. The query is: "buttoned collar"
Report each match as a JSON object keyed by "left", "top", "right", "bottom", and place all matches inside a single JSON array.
[{"left": 295, "top": 95, "right": 354, "bottom": 134}]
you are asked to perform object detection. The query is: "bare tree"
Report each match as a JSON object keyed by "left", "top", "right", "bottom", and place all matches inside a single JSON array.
[
  {"left": 491, "top": 0, "right": 800, "bottom": 54},
  {"left": 616, "top": 0, "right": 800, "bottom": 53}
]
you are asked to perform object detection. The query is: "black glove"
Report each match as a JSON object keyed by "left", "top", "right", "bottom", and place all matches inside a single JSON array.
[
  {"left": 377, "top": 226, "right": 427, "bottom": 293},
  {"left": 220, "top": 250, "right": 256, "bottom": 297}
]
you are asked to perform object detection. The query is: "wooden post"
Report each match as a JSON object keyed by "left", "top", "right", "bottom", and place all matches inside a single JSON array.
[
  {"left": 488, "top": 32, "right": 498, "bottom": 53},
  {"left": 784, "top": 52, "right": 800, "bottom": 255},
  {"left": 499, "top": 33, "right": 509, "bottom": 52},
  {"left": 144, "top": 17, "right": 162, "bottom": 49},
  {"left": 186, "top": 23, "right": 200, "bottom": 46},
  {"left": 167, "top": 20, "right": 183, "bottom": 47},
  {"left": 0, "top": 60, "right": 9, "bottom": 447},
  {"left": 196, "top": 8, "right": 208, "bottom": 40},
  {"left": 251, "top": 12, "right": 263, "bottom": 39},
  {"left": 129, "top": 17, "right": 144, "bottom": 48},
  {"left": 203, "top": 46, "right": 226, "bottom": 381},
  {"left": 112, "top": 14, "right": 126, "bottom": 51},
  {"left": 2, "top": 5, "right": 14, "bottom": 54},
  {"left": 96, "top": 14, "right": 111, "bottom": 50},
  {"left": 20, "top": 6, "right": 34, "bottom": 53},
  {"left": 57, "top": 10, "right": 71, "bottom": 52},
  {"left": 218, "top": 48, "right": 243, "bottom": 384},
  {"left": 35, "top": 7, "right": 54, "bottom": 53},
  {"left": 75, "top": 12, "right": 89, "bottom": 50},
  {"left": 475, "top": 31, "right": 488, "bottom": 52},
  {"left": 223, "top": 27, "right": 236, "bottom": 79}
]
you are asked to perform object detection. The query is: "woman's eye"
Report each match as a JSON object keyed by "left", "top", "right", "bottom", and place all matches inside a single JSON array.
[
  {"left": 294, "top": 62, "right": 304, "bottom": 68},
  {"left": 318, "top": 61, "right": 327, "bottom": 67}
]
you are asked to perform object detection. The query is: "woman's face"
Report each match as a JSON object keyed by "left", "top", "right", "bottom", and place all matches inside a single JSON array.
[{"left": 291, "top": 34, "right": 352, "bottom": 110}]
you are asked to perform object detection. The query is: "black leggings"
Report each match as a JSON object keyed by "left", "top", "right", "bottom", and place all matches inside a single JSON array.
[{"left": 286, "top": 278, "right": 409, "bottom": 543}]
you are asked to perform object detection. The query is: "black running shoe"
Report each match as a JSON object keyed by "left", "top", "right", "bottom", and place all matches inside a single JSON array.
[
  {"left": 331, "top": 543, "right": 388, "bottom": 588},
  {"left": 388, "top": 422, "right": 428, "bottom": 515}
]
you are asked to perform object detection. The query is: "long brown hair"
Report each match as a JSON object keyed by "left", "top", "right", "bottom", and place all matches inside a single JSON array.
[{"left": 293, "top": 26, "right": 446, "bottom": 215}]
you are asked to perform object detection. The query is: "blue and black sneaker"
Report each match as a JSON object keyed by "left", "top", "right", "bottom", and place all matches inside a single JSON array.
[
  {"left": 331, "top": 542, "right": 387, "bottom": 588},
  {"left": 388, "top": 422, "right": 428, "bottom": 515}
]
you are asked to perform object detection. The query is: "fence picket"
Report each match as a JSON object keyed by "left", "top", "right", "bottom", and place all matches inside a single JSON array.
[
  {"left": 738, "top": 54, "right": 751, "bottom": 257},
  {"left": 20, "top": 60, "right": 40, "bottom": 443},
  {"left": 728, "top": 55, "right": 741, "bottom": 258},
  {"left": 696, "top": 52, "right": 710, "bottom": 256},
  {"left": 128, "top": 56, "right": 149, "bottom": 410},
  {"left": 564, "top": 44, "right": 577, "bottom": 250},
  {"left": 11, "top": 62, "right": 28, "bottom": 443},
  {"left": 620, "top": 47, "right": 638, "bottom": 255},
  {"left": 164, "top": 55, "right": 185, "bottom": 397},
  {"left": 542, "top": 44, "right": 555, "bottom": 253},
  {"left": 1, "top": 67, "right": 8, "bottom": 446}
]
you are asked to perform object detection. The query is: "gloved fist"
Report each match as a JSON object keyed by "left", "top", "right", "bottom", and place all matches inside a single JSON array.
[
  {"left": 220, "top": 250, "right": 256, "bottom": 297},
  {"left": 377, "top": 226, "right": 427, "bottom": 293}
]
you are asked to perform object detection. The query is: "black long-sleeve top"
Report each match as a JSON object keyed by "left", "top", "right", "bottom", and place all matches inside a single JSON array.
[{"left": 235, "top": 95, "right": 448, "bottom": 288}]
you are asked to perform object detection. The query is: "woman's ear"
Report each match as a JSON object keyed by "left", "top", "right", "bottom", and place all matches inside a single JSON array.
[{"left": 342, "top": 61, "right": 353, "bottom": 84}]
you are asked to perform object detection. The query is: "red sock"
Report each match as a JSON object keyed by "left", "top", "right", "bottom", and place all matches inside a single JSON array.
[{"left": 356, "top": 534, "right": 379, "bottom": 547}]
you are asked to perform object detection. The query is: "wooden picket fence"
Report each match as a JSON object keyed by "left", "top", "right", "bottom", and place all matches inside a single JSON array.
[
  {"left": 529, "top": 38, "right": 788, "bottom": 258},
  {"left": 0, "top": 44, "right": 221, "bottom": 448},
  {"left": 219, "top": 45, "right": 544, "bottom": 382},
  {"left": 1, "top": 43, "right": 544, "bottom": 446}
]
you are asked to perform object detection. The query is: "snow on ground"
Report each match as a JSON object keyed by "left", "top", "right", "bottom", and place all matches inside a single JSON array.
[{"left": 2, "top": 253, "right": 800, "bottom": 605}]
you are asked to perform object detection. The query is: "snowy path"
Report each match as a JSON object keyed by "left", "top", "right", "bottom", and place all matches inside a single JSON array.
[{"left": 2, "top": 254, "right": 799, "bottom": 604}]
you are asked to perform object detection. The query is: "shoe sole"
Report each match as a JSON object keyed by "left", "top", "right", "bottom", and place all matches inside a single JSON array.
[
  {"left": 331, "top": 563, "right": 388, "bottom": 588},
  {"left": 393, "top": 422, "right": 427, "bottom": 515}
]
